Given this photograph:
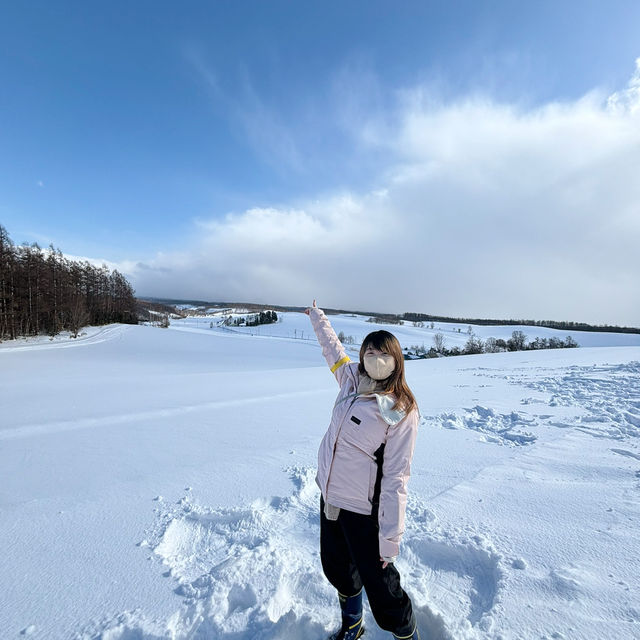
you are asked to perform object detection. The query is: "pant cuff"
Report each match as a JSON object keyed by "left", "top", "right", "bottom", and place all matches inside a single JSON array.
[{"left": 393, "top": 620, "right": 417, "bottom": 639}]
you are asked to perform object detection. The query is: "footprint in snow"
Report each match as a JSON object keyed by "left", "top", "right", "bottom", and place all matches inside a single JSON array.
[
  {"left": 517, "top": 361, "right": 640, "bottom": 440},
  {"left": 610, "top": 448, "right": 640, "bottom": 461},
  {"left": 428, "top": 405, "right": 538, "bottom": 446},
  {"left": 401, "top": 510, "right": 504, "bottom": 634}
]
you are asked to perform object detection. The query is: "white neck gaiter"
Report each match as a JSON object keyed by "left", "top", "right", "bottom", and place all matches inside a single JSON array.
[{"left": 363, "top": 354, "right": 396, "bottom": 380}]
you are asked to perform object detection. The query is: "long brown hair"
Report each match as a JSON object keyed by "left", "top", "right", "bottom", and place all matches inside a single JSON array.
[{"left": 358, "top": 330, "right": 417, "bottom": 414}]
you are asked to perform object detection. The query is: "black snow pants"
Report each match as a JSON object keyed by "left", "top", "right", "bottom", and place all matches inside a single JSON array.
[{"left": 320, "top": 496, "right": 416, "bottom": 636}]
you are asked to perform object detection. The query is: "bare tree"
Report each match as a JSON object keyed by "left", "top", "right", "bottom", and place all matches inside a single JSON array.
[
  {"left": 464, "top": 333, "right": 484, "bottom": 354},
  {"left": 564, "top": 336, "right": 578, "bottom": 348},
  {"left": 508, "top": 330, "right": 527, "bottom": 351},
  {"left": 70, "top": 298, "right": 90, "bottom": 338}
]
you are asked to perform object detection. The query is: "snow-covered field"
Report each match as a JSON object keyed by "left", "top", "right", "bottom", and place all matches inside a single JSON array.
[
  {"left": 1, "top": 313, "right": 639, "bottom": 639},
  {"left": 184, "top": 310, "right": 640, "bottom": 349}
]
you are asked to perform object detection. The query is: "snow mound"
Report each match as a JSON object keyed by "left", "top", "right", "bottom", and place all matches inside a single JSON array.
[
  {"left": 153, "top": 466, "right": 328, "bottom": 636},
  {"left": 75, "top": 467, "right": 505, "bottom": 639}
]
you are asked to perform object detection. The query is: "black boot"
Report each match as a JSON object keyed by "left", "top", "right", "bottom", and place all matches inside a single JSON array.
[{"left": 328, "top": 589, "right": 365, "bottom": 640}]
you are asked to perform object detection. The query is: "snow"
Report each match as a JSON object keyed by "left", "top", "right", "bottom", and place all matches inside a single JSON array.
[
  {"left": 175, "top": 311, "right": 640, "bottom": 350},
  {"left": 1, "top": 312, "right": 639, "bottom": 639}
]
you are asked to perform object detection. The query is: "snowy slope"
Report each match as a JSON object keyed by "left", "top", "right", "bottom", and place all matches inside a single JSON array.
[
  {"left": 1, "top": 314, "right": 639, "bottom": 639},
  {"left": 172, "top": 312, "right": 640, "bottom": 350}
]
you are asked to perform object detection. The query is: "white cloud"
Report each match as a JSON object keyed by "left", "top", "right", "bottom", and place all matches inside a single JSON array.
[
  {"left": 121, "top": 61, "right": 640, "bottom": 326},
  {"left": 607, "top": 57, "right": 640, "bottom": 115},
  {"left": 61, "top": 253, "right": 140, "bottom": 275}
]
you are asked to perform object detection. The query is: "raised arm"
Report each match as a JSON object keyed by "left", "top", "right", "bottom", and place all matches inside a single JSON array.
[{"left": 306, "top": 300, "right": 351, "bottom": 385}]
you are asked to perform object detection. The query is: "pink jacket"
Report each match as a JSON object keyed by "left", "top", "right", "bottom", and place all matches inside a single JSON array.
[{"left": 309, "top": 307, "right": 419, "bottom": 558}]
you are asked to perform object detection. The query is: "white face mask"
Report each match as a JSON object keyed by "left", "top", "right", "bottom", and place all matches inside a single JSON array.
[{"left": 363, "top": 353, "right": 396, "bottom": 380}]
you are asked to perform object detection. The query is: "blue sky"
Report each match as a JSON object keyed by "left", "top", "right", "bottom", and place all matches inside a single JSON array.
[{"left": 1, "top": 1, "right": 639, "bottom": 324}]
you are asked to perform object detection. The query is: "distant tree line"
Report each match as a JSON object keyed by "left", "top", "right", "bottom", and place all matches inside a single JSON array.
[
  {"left": 0, "top": 224, "right": 137, "bottom": 341},
  {"left": 405, "top": 330, "right": 579, "bottom": 359},
  {"left": 402, "top": 312, "right": 639, "bottom": 335},
  {"left": 224, "top": 310, "right": 278, "bottom": 327},
  {"left": 252, "top": 310, "right": 278, "bottom": 326},
  {"left": 367, "top": 316, "right": 405, "bottom": 325}
]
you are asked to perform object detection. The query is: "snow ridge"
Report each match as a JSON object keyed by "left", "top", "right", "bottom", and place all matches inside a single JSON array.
[{"left": 0, "top": 324, "right": 129, "bottom": 352}]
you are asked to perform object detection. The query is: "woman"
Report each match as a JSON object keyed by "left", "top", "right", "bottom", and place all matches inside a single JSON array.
[{"left": 306, "top": 301, "right": 420, "bottom": 640}]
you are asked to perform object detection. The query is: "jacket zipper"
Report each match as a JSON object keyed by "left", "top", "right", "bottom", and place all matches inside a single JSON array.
[{"left": 324, "top": 394, "right": 359, "bottom": 496}]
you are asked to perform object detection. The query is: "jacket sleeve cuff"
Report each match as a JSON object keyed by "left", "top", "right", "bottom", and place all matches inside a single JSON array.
[{"left": 379, "top": 536, "right": 400, "bottom": 559}]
